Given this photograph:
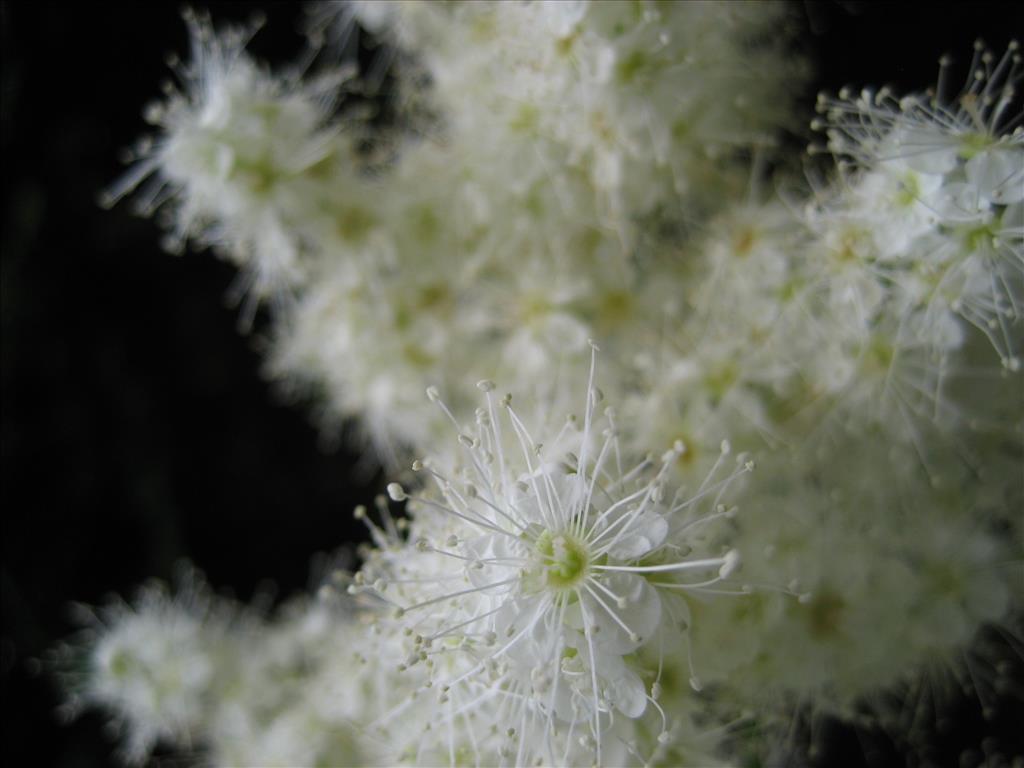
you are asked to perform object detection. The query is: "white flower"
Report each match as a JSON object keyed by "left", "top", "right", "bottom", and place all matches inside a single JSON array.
[
  {"left": 816, "top": 43, "right": 1022, "bottom": 184},
  {"left": 103, "top": 9, "right": 363, "bottom": 322},
  {"left": 814, "top": 42, "right": 1024, "bottom": 369},
  {"left": 57, "top": 569, "right": 229, "bottom": 763},
  {"left": 354, "top": 346, "right": 751, "bottom": 765}
]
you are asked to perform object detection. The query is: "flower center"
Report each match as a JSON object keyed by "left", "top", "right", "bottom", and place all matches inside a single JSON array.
[{"left": 534, "top": 529, "right": 589, "bottom": 589}]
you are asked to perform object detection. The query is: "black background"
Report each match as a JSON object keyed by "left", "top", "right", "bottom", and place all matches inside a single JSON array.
[{"left": 2, "top": 2, "right": 1022, "bottom": 767}]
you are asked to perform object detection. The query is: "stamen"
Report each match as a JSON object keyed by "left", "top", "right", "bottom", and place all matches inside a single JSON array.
[
  {"left": 591, "top": 552, "right": 733, "bottom": 574},
  {"left": 396, "top": 577, "right": 517, "bottom": 617},
  {"left": 582, "top": 582, "right": 641, "bottom": 643}
]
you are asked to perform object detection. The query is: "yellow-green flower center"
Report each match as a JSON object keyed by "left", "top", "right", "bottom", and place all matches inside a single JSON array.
[{"left": 535, "top": 530, "right": 589, "bottom": 589}]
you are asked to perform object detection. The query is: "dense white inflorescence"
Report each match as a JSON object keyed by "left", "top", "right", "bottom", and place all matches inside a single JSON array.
[{"left": 64, "top": 2, "right": 1023, "bottom": 766}]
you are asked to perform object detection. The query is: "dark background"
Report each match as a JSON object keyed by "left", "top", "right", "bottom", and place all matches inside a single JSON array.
[{"left": 2, "top": 2, "right": 1022, "bottom": 766}]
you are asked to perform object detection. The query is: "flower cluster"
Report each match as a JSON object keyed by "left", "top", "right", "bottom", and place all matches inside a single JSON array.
[{"left": 63, "top": 3, "right": 1022, "bottom": 767}]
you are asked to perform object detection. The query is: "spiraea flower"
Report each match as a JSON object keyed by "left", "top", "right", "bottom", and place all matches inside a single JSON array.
[
  {"left": 352, "top": 346, "right": 752, "bottom": 765},
  {"left": 814, "top": 41, "right": 1024, "bottom": 370},
  {"left": 54, "top": 568, "right": 230, "bottom": 763},
  {"left": 103, "top": 9, "right": 367, "bottom": 321}
]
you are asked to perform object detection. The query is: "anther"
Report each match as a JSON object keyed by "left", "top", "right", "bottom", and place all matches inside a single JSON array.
[{"left": 719, "top": 549, "right": 741, "bottom": 579}]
